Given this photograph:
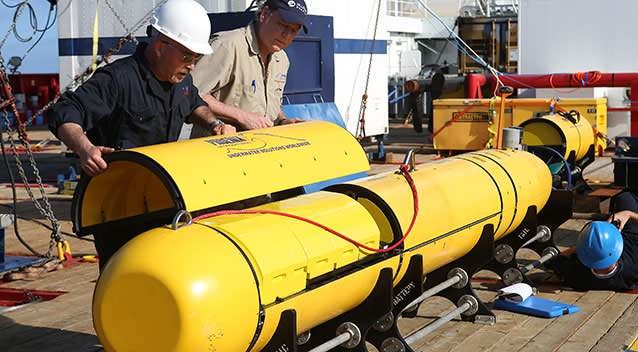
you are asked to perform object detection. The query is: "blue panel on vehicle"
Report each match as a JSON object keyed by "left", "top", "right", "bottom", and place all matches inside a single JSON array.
[
  {"left": 304, "top": 103, "right": 345, "bottom": 128},
  {"left": 282, "top": 103, "right": 345, "bottom": 128},
  {"left": 303, "top": 172, "right": 368, "bottom": 194},
  {"left": 281, "top": 104, "right": 311, "bottom": 120}
]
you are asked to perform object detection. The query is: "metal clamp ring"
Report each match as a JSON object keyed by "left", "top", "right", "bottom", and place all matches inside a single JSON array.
[
  {"left": 373, "top": 312, "right": 395, "bottom": 332},
  {"left": 449, "top": 268, "right": 469, "bottom": 288},
  {"left": 536, "top": 225, "right": 552, "bottom": 243},
  {"left": 458, "top": 295, "right": 479, "bottom": 316},
  {"left": 297, "top": 331, "right": 311, "bottom": 345},
  {"left": 542, "top": 246, "right": 560, "bottom": 258},
  {"left": 171, "top": 210, "right": 192, "bottom": 230},
  {"left": 336, "top": 322, "right": 362, "bottom": 348}
]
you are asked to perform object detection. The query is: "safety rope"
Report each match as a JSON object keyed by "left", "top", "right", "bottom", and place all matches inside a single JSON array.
[
  {"left": 192, "top": 164, "right": 420, "bottom": 254},
  {"left": 355, "top": 0, "right": 382, "bottom": 140}
]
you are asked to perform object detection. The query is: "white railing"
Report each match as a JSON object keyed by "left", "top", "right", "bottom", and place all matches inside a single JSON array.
[
  {"left": 460, "top": 0, "right": 518, "bottom": 17},
  {"left": 387, "top": 0, "right": 425, "bottom": 18}
]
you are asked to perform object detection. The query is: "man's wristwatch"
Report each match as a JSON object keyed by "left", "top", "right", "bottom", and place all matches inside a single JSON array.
[{"left": 209, "top": 119, "right": 225, "bottom": 131}]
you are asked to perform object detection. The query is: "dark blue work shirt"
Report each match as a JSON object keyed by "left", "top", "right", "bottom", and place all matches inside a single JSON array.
[{"left": 47, "top": 43, "right": 206, "bottom": 149}]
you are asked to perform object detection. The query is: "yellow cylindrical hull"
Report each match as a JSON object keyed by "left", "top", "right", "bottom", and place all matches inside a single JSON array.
[
  {"left": 520, "top": 113, "right": 595, "bottom": 163},
  {"left": 93, "top": 149, "right": 552, "bottom": 351}
]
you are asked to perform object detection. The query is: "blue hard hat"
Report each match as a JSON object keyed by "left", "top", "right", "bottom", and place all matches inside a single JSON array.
[{"left": 576, "top": 221, "right": 623, "bottom": 270}]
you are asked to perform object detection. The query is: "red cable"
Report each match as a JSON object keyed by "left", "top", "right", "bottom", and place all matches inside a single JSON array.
[
  {"left": 549, "top": 71, "right": 602, "bottom": 94},
  {"left": 192, "top": 164, "right": 419, "bottom": 253}
]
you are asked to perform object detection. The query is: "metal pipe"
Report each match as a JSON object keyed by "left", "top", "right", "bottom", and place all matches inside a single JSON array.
[
  {"left": 308, "top": 322, "right": 361, "bottom": 352},
  {"left": 521, "top": 225, "right": 552, "bottom": 248},
  {"left": 466, "top": 73, "right": 486, "bottom": 98},
  {"left": 521, "top": 247, "right": 560, "bottom": 274},
  {"left": 403, "top": 269, "right": 467, "bottom": 313},
  {"left": 307, "top": 332, "right": 352, "bottom": 352},
  {"left": 403, "top": 149, "right": 417, "bottom": 172},
  {"left": 404, "top": 302, "right": 472, "bottom": 344},
  {"left": 471, "top": 72, "right": 638, "bottom": 136}
]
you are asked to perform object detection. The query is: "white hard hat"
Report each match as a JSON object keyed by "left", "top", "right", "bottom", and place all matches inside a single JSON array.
[{"left": 150, "top": 0, "right": 213, "bottom": 55}]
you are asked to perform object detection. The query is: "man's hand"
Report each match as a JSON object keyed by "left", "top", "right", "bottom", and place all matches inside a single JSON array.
[
  {"left": 238, "top": 111, "right": 274, "bottom": 130},
  {"left": 609, "top": 210, "right": 638, "bottom": 231},
  {"left": 78, "top": 145, "right": 115, "bottom": 176},
  {"left": 56, "top": 123, "right": 114, "bottom": 177},
  {"left": 212, "top": 123, "right": 236, "bottom": 135}
]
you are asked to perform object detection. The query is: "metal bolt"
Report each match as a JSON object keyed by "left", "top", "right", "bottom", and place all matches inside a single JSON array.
[
  {"left": 536, "top": 225, "right": 552, "bottom": 243},
  {"left": 373, "top": 312, "right": 394, "bottom": 332},
  {"left": 542, "top": 247, "right": 560, "bottom": 258},
  {"left": 297, "top": 331, "right": 311, "bottom": 345},
  {"left": 474, "top": 314, "right": 496, "bottom": 325},
  {"left": 449, "top": 268, "right": 469, "bottom": 288},
  {"left": 494, "top": 244, "right": 515, "bottom": 264},
  {"left": 381, "top": 337, "right": 406, "bottom": 352},
  {"left": 336, "top": 322, "right": 361, "bottom": 349},
  {"left": 502, "top": 267, "right": 524, "bottom": 286},
  {"left": 458, "top": 295, "right": 479, "bottom": 316}
]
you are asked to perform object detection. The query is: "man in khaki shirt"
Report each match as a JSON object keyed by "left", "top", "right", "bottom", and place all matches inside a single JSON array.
[{"left": 190, "top": 0, "right": 307, "bottom": 136}]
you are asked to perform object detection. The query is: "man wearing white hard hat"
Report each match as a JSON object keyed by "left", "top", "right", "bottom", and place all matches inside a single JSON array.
[
  {"left": 190, "top": 0, "right": 308, "bottom": 136},
  {"left": 47, "top": 0, "right": 235, "bottom": 269}
]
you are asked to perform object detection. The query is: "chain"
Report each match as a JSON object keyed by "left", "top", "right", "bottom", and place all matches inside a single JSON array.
[
  {"left": 6, "top": 0, "right": 168, "bottom": 127},
  {"left": 0, "top": 52, "right": 62, "bottom": 257},
  {"left": 66, "top": 0, "right": 168, "bottom": 89},
  {"left": 0, "top": 0, "right": 171, "bottom": 258},
  {"left": 1, "top": 109, "right": 61, "bottom": 258},
  {"left": 0, "top": 0, "right": 169, "bottom": 131},
  {"left": 104, "top": 0, "right": 132, "bottom": 34}
]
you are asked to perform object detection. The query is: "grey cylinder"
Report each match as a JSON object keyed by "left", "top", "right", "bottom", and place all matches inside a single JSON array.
[{"left": 502, "top": 127, "right": 523, "bottom": 150}]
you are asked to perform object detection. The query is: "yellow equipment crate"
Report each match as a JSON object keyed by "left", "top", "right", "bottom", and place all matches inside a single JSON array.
[{"left": 433, "top": 98, "right": 607, "bottom": 154}]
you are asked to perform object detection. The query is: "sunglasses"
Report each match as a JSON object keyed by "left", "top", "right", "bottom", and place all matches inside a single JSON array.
[{"left": 161, "top": 40, "right": 203, "bottom": 64}]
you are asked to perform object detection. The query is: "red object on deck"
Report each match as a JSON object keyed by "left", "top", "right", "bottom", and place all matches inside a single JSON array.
[
  {"left": 465, "top": 73, "right": 638, "bottom": 136},
  {"left": 0, "top": 287, "right": 66, "bottom": 306},
  {"left": 7, "top": 73, "right": 60, "bottom": 124},
  {"left": 466, "top": 73, "right": 486, "bottom": 99}
]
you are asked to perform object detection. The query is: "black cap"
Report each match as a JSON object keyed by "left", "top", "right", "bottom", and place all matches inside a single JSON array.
[{"left": 265, "top": 0, "right": 308, "bottom": 33}]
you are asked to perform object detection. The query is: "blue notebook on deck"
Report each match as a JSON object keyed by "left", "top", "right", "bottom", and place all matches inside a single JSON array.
[{"left": 494, "top": 296, "right": 580, "bottom": 318}]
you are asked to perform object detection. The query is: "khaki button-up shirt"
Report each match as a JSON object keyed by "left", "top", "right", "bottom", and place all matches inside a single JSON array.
[{"left": 191, "top": 22, "right": 289, "bottom": 132}]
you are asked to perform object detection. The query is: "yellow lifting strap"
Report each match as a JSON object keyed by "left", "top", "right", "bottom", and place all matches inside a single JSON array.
[
  {"left": 485, "top": 99, "right": 497, "bottom": 149},
  {"left": 91, "top": 1, "right": 100, "bottom": 72},
  {"left": 627, "top": 333, "right": 638, "bottom": 352}
]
